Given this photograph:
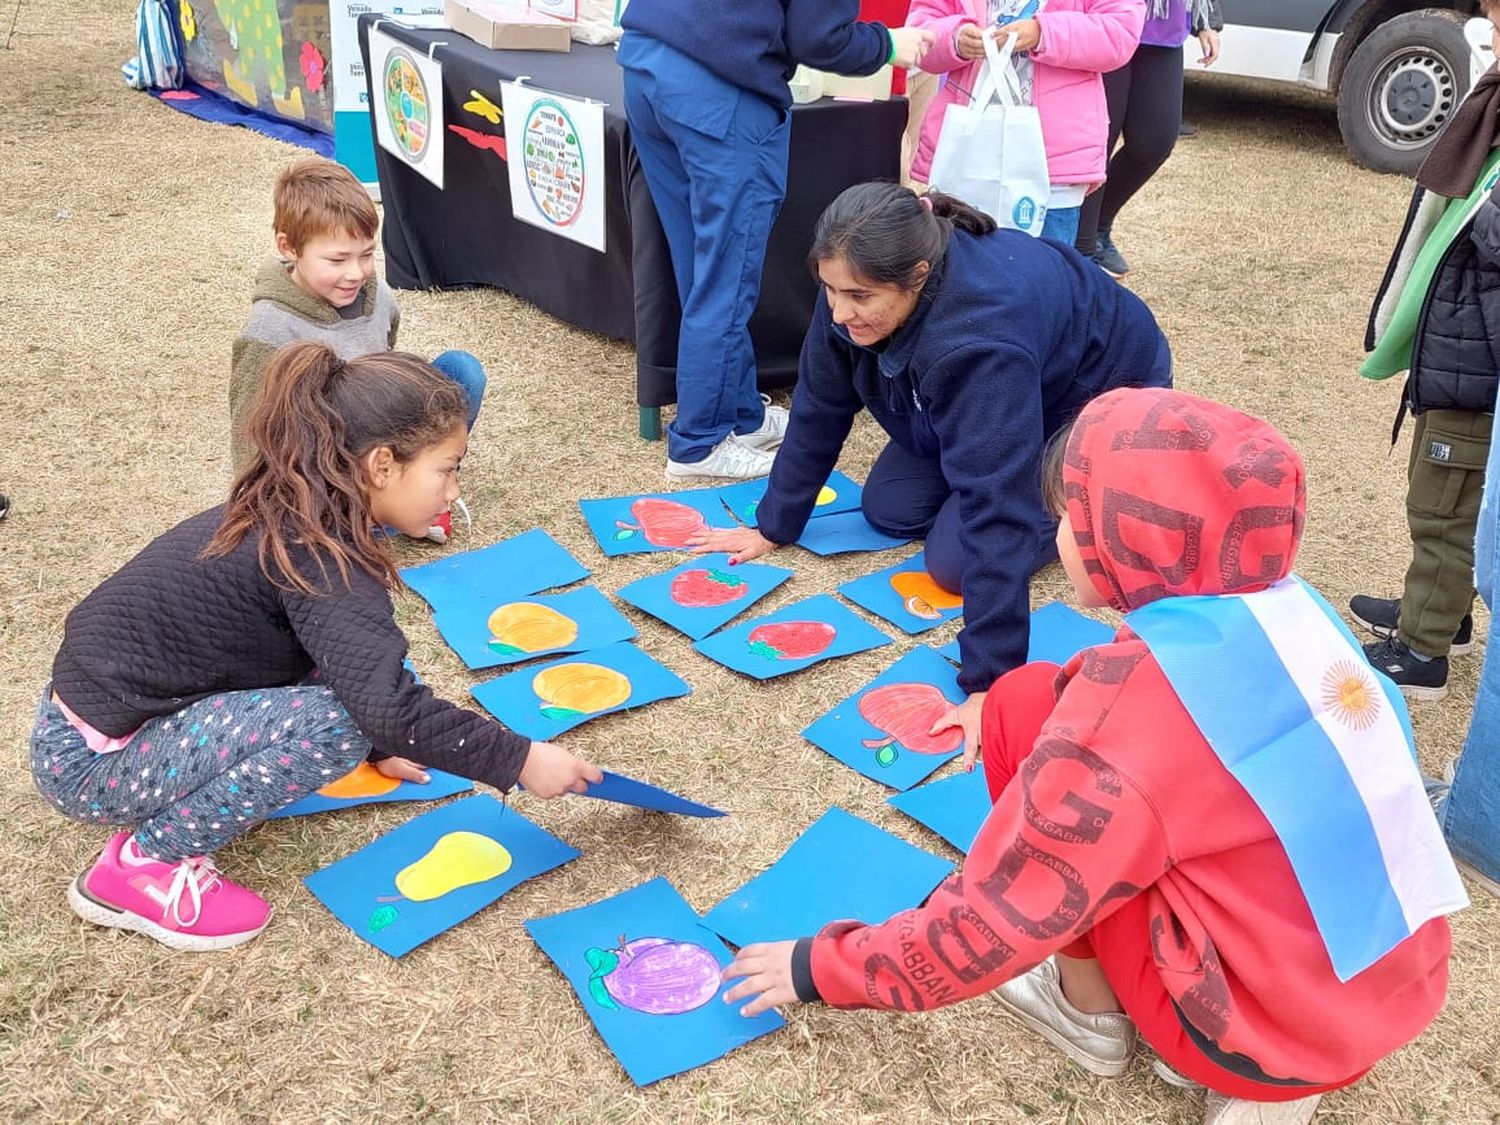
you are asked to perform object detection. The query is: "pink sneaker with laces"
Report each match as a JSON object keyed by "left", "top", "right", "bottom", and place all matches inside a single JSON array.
[{"left": 67, "top": 831, "right": 272, "bottom": 951}]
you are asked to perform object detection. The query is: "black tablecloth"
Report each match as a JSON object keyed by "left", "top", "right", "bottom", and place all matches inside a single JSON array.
[{"left": 359, "top": 17, "right": 906, "bottom": 409}]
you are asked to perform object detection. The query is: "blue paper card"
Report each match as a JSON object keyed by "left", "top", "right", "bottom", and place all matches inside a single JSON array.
[
  {"left": 794, "top": 510, "right": 911, "bottom": 556},
  {"left": 702, "top": 807, "right": 955, "bottom": 947},
  {"left": 583, "top": 771, "right": 727, "bottom": 817},
  {"left": 837, "top": 551, "right": 962, "bottom": 635},
  {"left": 718, "top": 470, "right": 864, "bottom": 526},
  {"left": 615, "top": 553, "right": 793, "bottom": 641},
  {"left": 938, "top": 601, "right": 1116, "bottom": 667},
  {"left": 578, "top": 488, "right": 736, "bottom": 557},
  {"left": 471, "top": 640, "right": 692, "bottom": 740},
  {"left": 887, "top": 768, "right": 993, "bottom": 854},
  {"left": 431, "top": 585, "right": 637, "bottom": 670},
  {"left": 526, "top": 878, "right": 784, "bottom": 1086},
  {"left": 268, "top": 764, "right": 473, "bottom": 819},
  {"left": 802, "top": 647, "right": 967, "bottom": 790},
  {"left": 400, "top": 529, "right": 590, "bottom": 610},
  {"left": 304, "top": 794, "right": 579, "bottom": 958},
  {"left": 692, "top": 594, "right": 891, "bottom": 680}
]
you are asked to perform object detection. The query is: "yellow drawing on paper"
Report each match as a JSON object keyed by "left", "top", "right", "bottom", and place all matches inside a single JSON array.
[
  {"left": 533, "top": 662, "right": 631, "bottom": 720},
  {"left": 488, "top": 602, "right": 580, "bottom": 657}
]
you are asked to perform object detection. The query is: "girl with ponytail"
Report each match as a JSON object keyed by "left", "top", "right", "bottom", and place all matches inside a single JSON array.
[
  {"left": 695, "top": 181, "right": 1172, "bottom": 754},
  {"left": 31, "top": 342, "right": 601, "bottom": 952}
]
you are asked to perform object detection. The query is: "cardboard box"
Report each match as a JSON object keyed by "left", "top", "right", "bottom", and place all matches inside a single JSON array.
[{"left": 445, "top": 0, "right": 572, "bottom": 51}]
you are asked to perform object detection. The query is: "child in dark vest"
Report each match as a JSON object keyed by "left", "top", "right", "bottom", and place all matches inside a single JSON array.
[
  {"left": 34, "top": 343, "right": 600, "bottom": 952},
  {"left": 723, "top": 387, "right": 1461, "bottom": 1125}
]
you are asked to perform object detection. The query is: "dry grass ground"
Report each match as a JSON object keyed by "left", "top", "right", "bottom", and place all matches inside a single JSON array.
[{"left": 1, "top": 3, "right": 1497, "bottom": 1121}]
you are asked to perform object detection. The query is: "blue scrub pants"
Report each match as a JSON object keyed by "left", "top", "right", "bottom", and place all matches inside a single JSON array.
[
  {"left": 619, "top": 33, "right": 790, "bottom": 463},
  {"left": 861, "top": 441, "right": 1060, "bottom": 595}
]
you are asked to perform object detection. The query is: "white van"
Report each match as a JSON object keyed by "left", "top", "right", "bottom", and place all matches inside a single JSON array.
[{"left": 1205, "top": 2, "right": 1491, "bottom": 173}]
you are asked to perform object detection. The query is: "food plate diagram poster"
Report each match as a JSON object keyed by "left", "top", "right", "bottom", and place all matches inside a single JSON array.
[
  {"left": 369, "top": 25, "right": 446, "bottom": 189},
  {"left": 500, "top": 83, "right": 606, "bottom": 252}
]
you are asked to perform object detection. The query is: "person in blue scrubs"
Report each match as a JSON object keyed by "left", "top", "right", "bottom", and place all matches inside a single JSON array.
[{"left": 619, "top": 1, "right": 932, "bottom": 480}]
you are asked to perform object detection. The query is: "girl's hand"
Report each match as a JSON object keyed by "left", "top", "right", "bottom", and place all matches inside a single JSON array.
[
  {"left": 373, "top": 755, "right": 430, "bottom": 783},
  {"left": 955, "top": 22, "right": 986, "bottom": 61},
  {"left": 1197, "top": 28, "right": 1221, "bottom": 66},
  {"left": 721, "top": 941, "right": 801, "bottom": 1017},
  {"left": 688, "top": 526, "right": 777, "bottom": 565},
  {"left": 930, "top": 690, "right": 987, "bottom": 772},
  {"left": 890, "top": 26, "right": 935, "bottom": 69},
  {"left": 518, "top": 741, "right": 603, "bottom": 798},
  {"left": 994, "top": 19, "right": 1041, "bottom": 53}
]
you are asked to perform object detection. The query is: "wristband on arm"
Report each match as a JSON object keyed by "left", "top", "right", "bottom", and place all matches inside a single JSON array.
[{"left": 887, "top": 27, "right": 898, "bottom": 66}]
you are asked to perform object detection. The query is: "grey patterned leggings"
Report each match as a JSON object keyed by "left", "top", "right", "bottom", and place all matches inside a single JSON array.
[{"left": 31, "top": 684, "right": 371, "bottom": 862}]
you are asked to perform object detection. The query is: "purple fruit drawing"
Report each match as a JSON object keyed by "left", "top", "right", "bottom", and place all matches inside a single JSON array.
[{"left": 585, "top": 934, "right": 721, "bottom": 1015}]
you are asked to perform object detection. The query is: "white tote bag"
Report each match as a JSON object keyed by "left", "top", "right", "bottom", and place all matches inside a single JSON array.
[{"left": 927, "top": 33, "right": 1049, "bottom": 236}]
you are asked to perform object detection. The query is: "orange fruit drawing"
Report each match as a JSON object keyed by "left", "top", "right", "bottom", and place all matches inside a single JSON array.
[
  {"left": 317, "top": 761, "right": 401, "bottom": 799},
  {"left": 488, "top": 601, "right": 579, "bottom": 656},
  {"left": 890, "top": 571, "right": 962, "bottom": 620},
  {"left": 533, "top": 662, "right": 632, "bottom": 720}
]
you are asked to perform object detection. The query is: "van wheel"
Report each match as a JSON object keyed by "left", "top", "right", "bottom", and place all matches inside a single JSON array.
[{"left": 1338, "top": 8, "right": 1472, "bottom": 175}]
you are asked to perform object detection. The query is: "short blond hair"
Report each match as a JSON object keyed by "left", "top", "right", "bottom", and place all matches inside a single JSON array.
[{"left": 272, "top": 157, "right": 379, "bottom": 251}]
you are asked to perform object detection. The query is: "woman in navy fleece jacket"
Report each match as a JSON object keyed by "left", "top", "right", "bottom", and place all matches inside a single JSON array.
[{"left": 695, "top": 183, "right": 1171, "bottom": 750}]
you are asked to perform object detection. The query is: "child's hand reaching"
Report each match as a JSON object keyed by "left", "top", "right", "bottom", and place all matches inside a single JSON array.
[
  {"left": 930, "top": 690, "right": 987, "bottom": 771},
  {"left": 955, "top": 22, "right": 987, "bottom": 61},
  {"left": 889, "top": 26, "right": 935, "bottom": 70},
  {"left": 689, "top": 526, "right": 776, "bottom": 565},
  {"left": 373, "top": 755, "right": 430, "bottom": 783},
  {"left": 518, "top": 741, "right": 603, "bottom": 798},
  {"left": 721, "top": 940, "right": 801, "bottom": 1017}
]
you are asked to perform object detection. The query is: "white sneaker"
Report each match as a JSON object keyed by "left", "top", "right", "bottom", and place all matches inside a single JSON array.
[
  {"left": 736, "top": 395, "right": 790, "bottom": 451},
  {"left": 994, "top": 959, "right": 1136, "bottom": 1078},
  {"left": 1203, "top": 1092, "right": 1322, "bottom": 1125},
  {"left": 665, "top": 433, "right": 775, "bottom": 481},
  {"left": 1153, "top": 1056, "right": 1204, "bottom": 1089}
]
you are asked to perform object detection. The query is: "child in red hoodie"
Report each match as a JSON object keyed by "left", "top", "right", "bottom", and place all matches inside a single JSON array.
[{"left": 723, "top": 387, "right": 1460, "bottom": 1125}]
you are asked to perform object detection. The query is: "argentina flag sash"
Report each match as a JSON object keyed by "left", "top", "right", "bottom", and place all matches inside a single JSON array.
[{"left": 1127, "top": 577, "right": 1468, "bottom": 981}]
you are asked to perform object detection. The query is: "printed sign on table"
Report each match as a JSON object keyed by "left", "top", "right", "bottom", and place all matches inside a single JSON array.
[
  {"left": 369, "top": 25, "right": 446, "bottom": 188},
  {"left": 500, "top": 82, "right": 606, "bottom": 252}
]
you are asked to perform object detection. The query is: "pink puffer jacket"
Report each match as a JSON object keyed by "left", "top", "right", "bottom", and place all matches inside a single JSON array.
[{"left": 908, "top": 0, "right": 1145, "bottom": 186}]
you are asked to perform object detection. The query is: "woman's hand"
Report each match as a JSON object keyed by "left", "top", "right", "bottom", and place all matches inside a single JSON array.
[
  {"left": 994, "top": 19, "right": 1042, "bottom": 53},
  {"left": 721, "top": 941, "right": 802, "bottom": 1018},
  {"left": 955, "top": 22, "right": 986, "bottom": 61},
  {"left": 1196, "top": 28, "right": 1221, "bottom": 67},
  {"left": 930, "top": 690, "right": 987, "bottom": 772},
  {"left": 373, "top": 755, "right": 430, "bottom": 783},
  {"left": 518, "top": 741, "right": 603, "bottom": 799},
  {"left": 688, "top": 526, "right": 777, "bottom": 565},
  {"left": 890, "top": 26, "right": 935, "bottom": 69}
]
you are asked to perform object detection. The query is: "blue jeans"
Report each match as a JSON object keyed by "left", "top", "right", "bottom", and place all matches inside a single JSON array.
[
  {"left": 1042, "top": 205, "right": 1081, "bottom": 246},
  {"left": 1439, "top": 420, "right": 1500, "bottom": 886},
  {"left": 620, "top": 33, "right": 788, "bottom": 463},
  {"left": 431, "top": 350, "right": 486, "bottom": 431}
]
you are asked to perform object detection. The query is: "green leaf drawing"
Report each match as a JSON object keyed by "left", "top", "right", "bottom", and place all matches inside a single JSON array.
[
  {"left": 540, "top": 706, "right": 585, "bottom": 720},
  {"left": 487, "top": 641, "right": 523, "bottom": 656},
  {"left": 707, "top": 568, "right": 745, "bottom": 589},
  {"left": 586, "top": 947, "right": 620, "bottom": 1009},
  {"left": 368, "top": 905, "right": 399, "bottom": 934},
  {"left": 874, "top": 745, "right": 899, "bottom": 768},
  {"left": 747, "top": 639, "right": 781, "bottom": 661}
]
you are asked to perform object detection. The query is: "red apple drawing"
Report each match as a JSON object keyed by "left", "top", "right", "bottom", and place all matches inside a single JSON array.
[
  {"left": 670, "top": 567, "right": 749, "bottom": 608},
  {"left": 614, "top": 498, "right": 708, "bottom": 548},
  {"left": 857, "top": 682, "right": 962, "bottom": 767},
  {"left": 747, "top": 620, "right": 835, "bottom": 661}
]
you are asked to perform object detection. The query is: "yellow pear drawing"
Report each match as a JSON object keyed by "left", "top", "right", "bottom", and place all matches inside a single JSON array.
[
  {"left": 815, "top": 484, "right": 837, "bottom": 506},
  {"left": 487, "top": 601, "right": 579, "bottom": 656},
  {"left": 532, "top": 662, "right": 631, "bottom": 718},
  {"left": 394, "top": 831, "right": 513, "bottom": 902}
]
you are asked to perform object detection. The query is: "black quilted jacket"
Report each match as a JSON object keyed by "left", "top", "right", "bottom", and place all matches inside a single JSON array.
[
  {"left": 50, "top": 507, "right": 530, "bottom": 791},
  {"left": 1365, "top": 179, "right": 1500, "bottom": 415}
]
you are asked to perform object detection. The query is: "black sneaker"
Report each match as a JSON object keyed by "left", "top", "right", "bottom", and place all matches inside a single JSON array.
[
  {"left": 1092, "top": 232, "right": 1130, "bottom": 278},
  {"left": 1362, "top": 635, "right": 1449, "bottom": 702},
  {"left": 1348, "top": 594, "right": 1474, "bottom": 655}
]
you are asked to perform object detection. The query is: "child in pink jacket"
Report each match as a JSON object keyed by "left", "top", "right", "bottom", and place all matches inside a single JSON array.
[{"left": 909, "top": 0, "right": 1144, "bottom": 244}]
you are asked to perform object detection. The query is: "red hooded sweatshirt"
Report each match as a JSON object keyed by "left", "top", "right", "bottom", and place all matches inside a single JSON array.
[{"left": 796, "top": 389, "right": 1450, "bottom": 1095}]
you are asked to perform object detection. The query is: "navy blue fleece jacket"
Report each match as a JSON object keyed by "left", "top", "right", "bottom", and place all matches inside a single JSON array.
[
  {"left": 754, "top": 230, "right": 1171, "bottom": 693},
  {"left": 620, "top": 0, "right": 891, "bottom": 110}
]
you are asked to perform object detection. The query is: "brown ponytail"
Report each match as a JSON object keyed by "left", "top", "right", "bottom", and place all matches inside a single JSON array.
[
  {"left": 205, "top": 342, "right": 469, "bottom": 595},
  {"left": 808, "top": 182, "right": 998, "bottom": 289}
]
